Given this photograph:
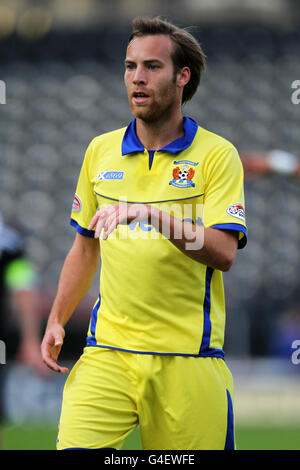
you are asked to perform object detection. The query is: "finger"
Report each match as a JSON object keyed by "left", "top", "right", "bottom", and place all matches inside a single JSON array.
[
  {"left": 88, "top": 208, "right": 110, "bottom": 231},
  {"left": 89, "top": 205, "right": 116, "bottom": 231},
  {"left": 57, "top": 365, "right": 69, "bottom": 374},
  {"left": 54, "top": 333, "right": 64, "bottom": 346},
  {"left": 88, "top": 211, "right": 102, "bottom": 230},
  {"left": 94, "top": 215, "right": 108, "bottom": 239},
  {"left": 42, "top": 352, "right": 69, "bottom": 374},
  {"left": 102, "top": 204, "right": 129, "bottom": 239},
  {"left": 102, "top": 212, "right": 120, "bottom": 240},
  {"left": 93, "top": 208, "right": 113, "bottom": 238},
  {"left": 95, "top": 206, "right": 119, "bottom": 238},
  {"left": 41, "top": 333, "right": 61, "bottom": 353},
  {"left": 41, "top": 337, "right": 67, "bottom": 374}
]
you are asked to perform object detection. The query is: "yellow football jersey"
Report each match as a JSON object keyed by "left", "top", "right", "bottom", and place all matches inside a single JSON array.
[{"left": 70, "top": 117, "right": 247, "bottom": 357}]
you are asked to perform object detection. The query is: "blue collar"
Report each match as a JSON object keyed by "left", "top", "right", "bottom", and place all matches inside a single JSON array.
[{"left": 121, "top": 117, "right": 198, "bottom": 156}]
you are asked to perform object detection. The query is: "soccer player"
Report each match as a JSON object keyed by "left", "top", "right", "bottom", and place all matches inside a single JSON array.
[
  {"left": 41, "top": 17, "right": 247, "bottom": 450},
  {"left": 0, "top": 213, "right": 48, "bottom": 446}
]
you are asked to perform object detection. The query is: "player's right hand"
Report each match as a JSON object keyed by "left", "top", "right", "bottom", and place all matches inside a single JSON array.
[{"left": 41, "top": 323, "right": 69, "bottom": 374}]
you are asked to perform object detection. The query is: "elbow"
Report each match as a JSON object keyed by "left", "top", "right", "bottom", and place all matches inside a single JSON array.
[
  {"left": 217, "top": 252, "right": 235, "bottom": 272},
  {"left": 220, "top": 260, "right": 233, "bottom": 272}
]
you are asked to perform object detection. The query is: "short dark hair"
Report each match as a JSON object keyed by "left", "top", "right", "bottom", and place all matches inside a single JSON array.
[{"left": 128, "top": 16, "right": 206, "bottom": 104}]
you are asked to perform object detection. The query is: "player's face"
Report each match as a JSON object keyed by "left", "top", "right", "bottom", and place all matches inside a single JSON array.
[{"left": 124, "top": 34, "right": 181, "bottom": 123}]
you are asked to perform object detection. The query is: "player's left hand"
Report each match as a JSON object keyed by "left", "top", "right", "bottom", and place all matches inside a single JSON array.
[{"left": 88, "top": 203, "right": 151, "bottom": 239}]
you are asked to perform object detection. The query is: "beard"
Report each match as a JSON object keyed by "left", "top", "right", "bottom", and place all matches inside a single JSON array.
[
  {"left": 133, "top": 98, "right": 176, "bottom": 124},
  {"left": 128, "top": 77, "right": 178, "bottom": 124}
]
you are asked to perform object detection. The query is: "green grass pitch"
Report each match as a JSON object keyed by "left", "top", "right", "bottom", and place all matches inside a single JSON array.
[{"left": 2, "top": 423, "right": 300, "bottom": 450}]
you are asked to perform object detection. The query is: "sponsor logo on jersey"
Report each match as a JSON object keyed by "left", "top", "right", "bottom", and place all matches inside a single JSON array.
[
  {"left": 169, "top": 160, "right": 198, "bottom": 188},
  {"left": 72, "top": 194, "right": 82, "bottom": 212},
  {"left": 98, "top": 171, "right": 124, "bottom": 181},
  {"left": 226, "top": 203, "right": 245, "bottom": 221}
]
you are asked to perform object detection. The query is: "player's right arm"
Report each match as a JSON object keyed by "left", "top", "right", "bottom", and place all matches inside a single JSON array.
[{"left": 41, "top": 232, "right": 100, "bottom": 374}]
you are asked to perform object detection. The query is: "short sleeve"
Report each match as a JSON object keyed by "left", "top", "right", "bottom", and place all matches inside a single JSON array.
[
  {"left": 70, "top": 139, "right": 98, "bottom": 237},
  {"left": 202, "top": 145, "right": 247, "bottom": 249}
]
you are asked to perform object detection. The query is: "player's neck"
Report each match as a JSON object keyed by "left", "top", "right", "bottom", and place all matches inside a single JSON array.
[{"left": 135, "top": 111, "right": 184, "bottom": 151}]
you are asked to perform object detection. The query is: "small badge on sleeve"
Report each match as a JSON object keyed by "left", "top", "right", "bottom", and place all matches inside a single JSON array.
[
  {"left": 226, "top": 203, "right": 245, "bottom": 221},
  {"left": 72, "top": 194, "right": 82, "bottom": 212}
]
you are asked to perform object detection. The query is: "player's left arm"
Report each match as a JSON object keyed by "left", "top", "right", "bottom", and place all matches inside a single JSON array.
[
  {"left": 88, "top": 144, "right": 245, "bottom": 272},
  {"left": 88, "top": 204, "right": 238, "bottom": 272},
  {"left": 149, "top": 210, "right": 238, "bottom": 271}
]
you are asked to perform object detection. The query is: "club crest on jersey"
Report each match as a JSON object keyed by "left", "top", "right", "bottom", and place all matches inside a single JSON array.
[
  {"left": 169, "top": 160, "right": 198, "bottom": 188},
  {"left": 226, "top": 203, "right": 245, "bottom": 221},
  {"left": 72, "top": 194, "right": 81, "bottom": 212}
]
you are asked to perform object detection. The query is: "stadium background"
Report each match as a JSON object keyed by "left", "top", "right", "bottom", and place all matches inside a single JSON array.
[{"left": 1, "top": 0, "right": 300, "bottom": 450}]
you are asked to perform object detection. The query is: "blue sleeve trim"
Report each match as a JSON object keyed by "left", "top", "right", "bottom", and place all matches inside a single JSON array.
[
  {"left": 70, "top": 219, "right": 95, "bottom": 238},
  {"left": 211, "top": 223, "right": 247, "bottom": 249}
]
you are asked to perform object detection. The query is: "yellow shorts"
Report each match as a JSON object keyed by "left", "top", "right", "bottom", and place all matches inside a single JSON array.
[{"left": 56, "top": 347, "right": 235, "bottom": 450}]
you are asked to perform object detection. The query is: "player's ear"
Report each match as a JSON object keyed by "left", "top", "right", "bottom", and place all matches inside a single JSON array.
[{"left": 176, "top": 66, "right": 191, "bottom": 88}]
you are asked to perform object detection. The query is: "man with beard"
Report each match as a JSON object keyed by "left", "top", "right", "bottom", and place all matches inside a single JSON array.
[{"left": 41, "top": 17, "right": 247, "bottom": 450}]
